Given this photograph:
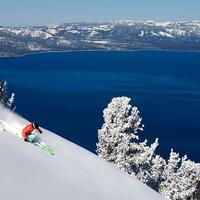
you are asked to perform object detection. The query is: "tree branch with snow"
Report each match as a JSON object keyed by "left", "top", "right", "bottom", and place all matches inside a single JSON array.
[{"left": 0, "top": 80, "right": 15, "bottom": 110}]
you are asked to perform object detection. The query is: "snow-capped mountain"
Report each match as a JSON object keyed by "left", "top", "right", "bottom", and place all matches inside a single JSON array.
[
  {"left": 0, "top": 20, "right": 200, "bottom": 56},
  {"left": 0, "top": 105, "right": 166, "bottom": 200}
]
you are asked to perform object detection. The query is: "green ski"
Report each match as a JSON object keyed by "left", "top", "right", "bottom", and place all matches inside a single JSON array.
[{"left": 16, "top": 133, "right": 55, "bottom": 156}]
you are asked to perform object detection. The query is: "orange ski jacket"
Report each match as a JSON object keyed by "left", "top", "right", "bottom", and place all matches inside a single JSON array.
[{"left": 22, "top": 123, "right": 42, "bottom": 139}]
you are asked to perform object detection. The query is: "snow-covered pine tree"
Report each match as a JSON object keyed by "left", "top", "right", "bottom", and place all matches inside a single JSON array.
[
  {"left": 0, "top": 80, "right": 15, "bottom": 109},
  {"left": 96, "top": 97, "right": 144, "bottom": 174},
  {"left": 159, "top": 150, "right": 200, "bottom": 200},
  {"left": 151, "top": 155, "right": 166, "bottom": 190},
  {"left": 159, "top": 149, "right": 181, "bottom": 199},
  {"left": 173, "top": 156, "right": 200, "bottom": 200},
  {"left": 136, "top": 138, "right": 160, "bottom": 183},
  {"left": 96, "top": 97, "right": 161, "bottom": 187},
  {"left": 142, "top": 154, "right": 166, "bottom": 191}
]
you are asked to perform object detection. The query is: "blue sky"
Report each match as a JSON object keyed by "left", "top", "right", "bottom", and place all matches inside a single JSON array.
[{"left": 0, "top": 0, "right": 200, "bottom": 26}]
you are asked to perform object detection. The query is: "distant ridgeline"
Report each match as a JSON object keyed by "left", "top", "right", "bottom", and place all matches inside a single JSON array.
[{"left": 0, "top": 20, "right": 200, "bottom": 56}]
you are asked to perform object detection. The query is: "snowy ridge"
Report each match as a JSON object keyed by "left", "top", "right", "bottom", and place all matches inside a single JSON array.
[
  {"left": 1, "top": 20, "right": 200, "bottom": 56},
  {"left": 0, "top": 105, "right": 166, "bottom": 200}
]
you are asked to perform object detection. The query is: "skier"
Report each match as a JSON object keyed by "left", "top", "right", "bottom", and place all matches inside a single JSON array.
[{"left": 22, "top": 122, "right": 42, "bottom": 142}]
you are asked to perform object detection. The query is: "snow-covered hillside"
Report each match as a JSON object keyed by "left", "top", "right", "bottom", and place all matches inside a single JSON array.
[{"left": 0, "top": 105, "right": 166, "bottom": 200}]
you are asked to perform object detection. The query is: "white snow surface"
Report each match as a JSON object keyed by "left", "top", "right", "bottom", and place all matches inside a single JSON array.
[
  {"left": 158, "top": 31, "right": 174, "bottom": 38},
  {"left": 0, "top": 105, "right": 166, "bottom": 200},
  {"left": 138, "top": 30, "right": 145, "bottom": 37},
  {"left": 67, "top": 30, "right": 80, "bottom": 34},
  {"left": 92, "top": 40, "right": 110, "bottom": 44}
]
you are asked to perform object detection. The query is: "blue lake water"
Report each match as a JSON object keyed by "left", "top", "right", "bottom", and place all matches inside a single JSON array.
[{"left": 0, "top": 51, "right": 200, "bottom": 161}]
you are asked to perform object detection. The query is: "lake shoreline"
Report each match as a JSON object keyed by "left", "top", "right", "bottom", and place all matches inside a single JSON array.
[{"left": 1, "top": 48, "right": 200, "bottom": 59}]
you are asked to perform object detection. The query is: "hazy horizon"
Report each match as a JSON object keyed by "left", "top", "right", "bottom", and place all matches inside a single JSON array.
[
  {"left": 0, "top": 0, "right": 200, "bottom": 26},
  {"left": 1, "top": 19, "right": 200, "bottom": 28}
]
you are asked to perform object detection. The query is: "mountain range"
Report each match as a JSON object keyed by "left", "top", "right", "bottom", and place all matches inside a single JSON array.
[{"left": 0, "top": 20, "right": 200, "bottom": 56}]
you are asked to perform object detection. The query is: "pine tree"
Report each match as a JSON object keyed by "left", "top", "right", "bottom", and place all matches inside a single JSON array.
[
  {"left": 96, "top": 97, "right": 160, "bottom": 180},
  {"left": 97, "top": 97, "right": 144, "bottom": 173},
  {"left": 174, "top": 156, "right": 200, "bottom": 200},
  {"left": 132, "top": 137, "right": 168, "bottom": 192},
  {"left": 158, "top": 150, "right": 200, "bottom": 200},
  {"left": 159, "top": 149, "right": 181, "bottom": 199},
  {"left": 143, "top": 154, "right": 166, "bottom": 191},
  {"left": 135, "top": 138, "right": 159, "bottom": 182},
  {"left": 0, "top": 80, "right": 15, "bottom": 109}
]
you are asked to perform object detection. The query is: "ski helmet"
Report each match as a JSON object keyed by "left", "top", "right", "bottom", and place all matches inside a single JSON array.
[{"left": 32, "top": 122, "right": 39, "bottom": 129}]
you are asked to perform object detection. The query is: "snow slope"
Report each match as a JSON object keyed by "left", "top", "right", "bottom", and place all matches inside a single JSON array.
[{"left": 0, "top": 105, "right": 166, "bottom": 200}]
